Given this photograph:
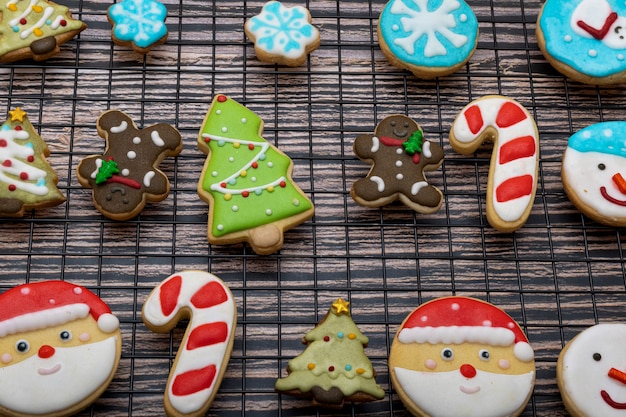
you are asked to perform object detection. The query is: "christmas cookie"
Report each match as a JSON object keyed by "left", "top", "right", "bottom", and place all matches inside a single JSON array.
[
  {"left": 351, "top": 114, "right": 445, "bottom": 213},
  {"left": 0, "top": 0, "right": 86, "bottom": 63},
  {"left": 76, "top": 110, "right": 182, "bottom": 221},
  {"left": 562, "top": 121, "right": 626, "bottom": 227},
  {"left": 107, "top": 0, "right": 168, "bottom": 54},
  {"left": 275, "top": 298, "right": 385, "bottom": 408},
  {"left": 142, "top": 271, "right": 237, "bottom": 417},
  {"left": 389, "top": 297, "right": 535, "bottom": 417},
  {"left": 558, "top": 323, "right": 626, "bottom": 417},
  {"left": 197, "top": 95, "right": 314, "bottom": 255},
  {"left": 537, "top": 0, "right": 626, "bottom": 84},
  {"left": 377, "top": 0, "right": 478, "bottom": 79},
  {"left": 0, "top": 108, "right": 65, "bottom": 217},
  {"left": 0, "top": 280, "right": 121, "bottom": 417},
  {"left": 244, "top": 1, "right": 320, "bottom": 67},
  {"left": 449, "top": 95, "right": 540, "bottom": 232}
]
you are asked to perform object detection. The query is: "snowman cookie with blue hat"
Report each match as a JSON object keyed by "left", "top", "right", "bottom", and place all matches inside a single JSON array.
[
  {"left": 537, "top": 0, "right": 626, "bottom": 84},
  {"left": 562, "top": 121, "right": 626, "bottom": 227}
]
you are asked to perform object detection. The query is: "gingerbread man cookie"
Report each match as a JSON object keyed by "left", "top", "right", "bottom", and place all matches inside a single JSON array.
[
  {"left": 351, "top": 115, "right": 444, "bottom": 213},
  {"left": 77, "top": 110, "right": 182, "bottom": 221}
]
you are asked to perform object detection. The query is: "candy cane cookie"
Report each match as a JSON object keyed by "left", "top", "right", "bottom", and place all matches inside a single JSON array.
[
  {"left": 142, "top": 271, "right": 237, "bottom": 417},
  {"left": 449, "top": 95, "right": 540, "bottom": 232}
]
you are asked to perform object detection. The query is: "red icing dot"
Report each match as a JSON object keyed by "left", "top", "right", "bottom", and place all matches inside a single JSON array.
[
  {"left": 0, "top": 139, "right": 6, "bottom": 147},
  {"left": 242, "top": 191, "right": 249, "bottom": 198},
  {"left": 14, "top": 126, "right": 21, "bottom": 131},
  {"left": 220, "top": 182, "right": 227, "bottom": 188},
  {"left": 248, "top": 144, "right": 255, "bottom": 150},
  {"left": 2, "top": 160, "right": 11, "bottom": 167},
  {"left": 8, "top": 184, "right": 16, "bottom": 191},
  {"left": 204, "top": 136, "right": 211, "bottom": 143},
  {"left": 19, "top": 18, "right": 26, "bottom": 25},
  {"left": 60, "top": 19, "right": 67, "bottom": 26},
  {"left": 19, "top": 172, "right": 28, "bottom": 180},
  {"left": 328, "top": 366, "right": 335, "bottom": 372},
  {"left": 217, "top": 95, "right": 227, "bottom": 102},
  {"left": 324, "top": 336, "right": 330, "bottom": 342},
  {"left": 27, "top": 156, "right": 34, "bottom": 162},
  {"left": 279, "top": 181, "right": 286, "bottom": 188},
  {"left": 251, "top": 162, "right": 258, "bottom": 169}
]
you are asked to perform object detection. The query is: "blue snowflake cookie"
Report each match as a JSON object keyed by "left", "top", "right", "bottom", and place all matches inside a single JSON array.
[
  {"left": 107, "top": 0, "right": 168, "bottom": 54},
  {"left": 537, "top": 0, "right": 626, "bottom": 84},
  {"left": 244, "top": 1, "right": 320, "bottom": 67},
  {"left": 378, "top": 0, "right": 478, "bottom": 78}
]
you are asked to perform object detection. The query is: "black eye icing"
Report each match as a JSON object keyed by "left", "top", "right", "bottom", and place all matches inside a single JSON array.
[
  {"left": 390, "top": 120, "right": 396, "bottom": 126},
  {"left": 15, "top": 340, "right": 29, "bottom": 353},
  {"left": 479, "top": 349, "right": 490, "bottom": 361},
  {"left": 441, "top": 348, "right": 454, "bottom": 360},
  {"left": 59, "top": 330, "right": 72, "bottom": 342},
  {"left": 403, "top": 122, "right": 409, "bottom": 128},
  {"left": 598, "top": 164, "right": 606, "bottom": 170},
  {"left": 593, "top": 352, "right": 602, "bottom": 361}
]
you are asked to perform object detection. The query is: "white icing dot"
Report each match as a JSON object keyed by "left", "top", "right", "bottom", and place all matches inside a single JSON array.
[
  {"left": 396, "top": 173, "right": 404, "bottom": 180},
  {"left": 483, "top": 320, "right": 492, "bottom": 327},
  {"left": 133, "top": 137, "right": 141, "bottom": 144},
  {"left": 251, "top": 177, "right": 257, "bottom": 182},
  {"left": 229, "top": 157, "right": 235, "bottom": 162},
  {"left": 20, "top": 287, "right": 30, "bottom": 295},
  {"left": 392, "top": 24, "right": 399, "bottom": 31},
  {"left": 564, "top": 35, "right": 572, "bottom": 42},
  {"left": 293, "top": 198, "right": 300, "bottom": 206},
  {"left": 217, "top": 224, "right": 224, "bottom": 231},
  {"left": 222, "top": 127, "right": 228, "bottom": 133},
  {"left": 619, "top": 54, "right": 625, "bottom": 61},
  {"left": 266, "top": 209, "right": 272, "bottom": 216},
  {"left": 396, "top": 148, "right": 403, "bottom": 154},
  {"left": 420, "top": 315, "right": 428, "bottom": 322},
  {"left": 121, "top": 169, "right": 130, "bottom": 176},
  {"left": 583, "top": 131, "right": 592, "bottom": 139},
  {"left": 241, "top": 118, "right": 247, "bottom": 123},
  {"left": 589, "top": 49, "right": 597, "bottom": 57},
  {"left": 216, "top": 110, "right": 222, "bottom": 115},
  {"left": 604, "top": 129, "right": 614, "bottom": 137},
  {"left": 127, "top": 151, "right": 137, "bottom": 159},
  {"left": 459, "top": 13, "right": 467, "bottom": 22},
  {"left": 73, "top": 287, "right": 82, "bottom": 294},
  {"left": 232, "top": 205, "right": 239, "bottom": 212},
  {"left": 268, "top": 162, "right": 274, "bottom": 167},
  {"left": 507, "top": 322, "right": 515, "bottom": 329},
  {"left": 395, "top": 160, "right": 403, "bottom": 167},
  {"left": 49, "top": 298, "right": 55, "bottom": 305},
  {"left": 212, "top": 171, "right": 218, "bottom": 177},
  {"left": 451, "top": 303, "right": 460, "bottom": 311}
]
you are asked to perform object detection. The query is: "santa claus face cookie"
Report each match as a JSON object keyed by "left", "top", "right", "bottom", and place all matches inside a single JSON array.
[
  {"left": 558, "top": 324, "right": 626, "bottom": 417},
  {"left": 562, "top": 122, "right": 626, "bottom": 227},
  {"left": 0, "top": 281, "right": 121, "bottom": 417},
  {"left": 389, "top": 297, "right": 535, "bottom": 417}
]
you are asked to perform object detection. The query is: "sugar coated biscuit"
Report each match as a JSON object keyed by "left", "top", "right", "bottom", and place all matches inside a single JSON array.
[
  {"left": 0, "top": 280, "right": 121, "bottom": 417},
  {"left": 377, "top": 0, "right": 478, "bottom": 79},
  {"left": 142, "top": 271, "right": 236, "bottom": 417},
  {"left": 197, "top": 94, "right": 314, "bottom": 255},
  {"left": 351, "top": 114, "right": 445, "bottom": 213},
  {"left": 537, "top": 0, "right": 626, "bottom": 84},
  {"left": 0, "top": 0, "right": 86, "bottom": 63},
  {"left": 562, "top": 121, "right": 626, "bottom": 227},
  {"left": 449, "top": 95, "right": 539, "bottom": 232},
  {"left": 76, "top": 110, "right": 182, "bottom": 221},
  {"left": 557, "top": 323, "right": 626, "bottom": 417},
  {"left": 389, "top": 297, "right": 535, "bottom": 417},
  {"left": 274, "top": 298, "right": 385, "bottom": 408},
  {"left": 107, "top": 0, "right": 168, "bottom": 54},
  {"left": 244, "top": 1, "right": 320, "bottom": 67},
  {"left": 0, "top": 108, "right": 65, "bottom": 217}
]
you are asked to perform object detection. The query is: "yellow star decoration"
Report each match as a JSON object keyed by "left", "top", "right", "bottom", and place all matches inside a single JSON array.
[
  {"left": 9, "top": 107, "right": 26, "bottom": 123},
  {"left": 332, "top": 298, "right": 350, "bottom": 315}
]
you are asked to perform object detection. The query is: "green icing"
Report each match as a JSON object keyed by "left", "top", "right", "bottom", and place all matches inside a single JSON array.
[
  {"left": 0, "top": 0, "right": 84, "bottom": 57},
  {"left": 198, "top": 95, "right": 313, "bottom": 237},
  {"left": 275, "top": 301, "right": 385, "bottom": 400}
]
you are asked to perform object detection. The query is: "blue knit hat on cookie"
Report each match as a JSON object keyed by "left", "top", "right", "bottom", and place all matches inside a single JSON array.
[{"left": 568, "top": 121, "right": 626, "bottom": 158}]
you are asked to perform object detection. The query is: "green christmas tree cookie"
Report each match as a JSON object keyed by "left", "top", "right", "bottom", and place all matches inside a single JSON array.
[
  {"left": 197, "top": 94, "right": 314, "bottom": 255},
  {"left": 275, "top": 298, "right": 385, "bottom": 408},
  {"left": 0, "top": 108, "right": 65, "bottom": 217}
]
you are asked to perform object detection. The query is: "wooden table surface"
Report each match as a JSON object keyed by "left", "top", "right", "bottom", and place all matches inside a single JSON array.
[{"left": 1, "top": 0, "right": 625, "bottom": 415}]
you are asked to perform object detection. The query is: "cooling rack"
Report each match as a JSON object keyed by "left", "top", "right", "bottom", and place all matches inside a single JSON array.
[{"left": 1, "top": 0, "right": 625, "bottom": 415}]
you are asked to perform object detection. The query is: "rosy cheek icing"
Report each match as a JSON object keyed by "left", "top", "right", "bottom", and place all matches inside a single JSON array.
[
  {"left": 1, "top": 353, "right": 12, "bottom": 364},
  {"left": 79, "top": 333, "right": 91, "bottom": 342},
  {"left": 498, "top": 359, "right": 510, "bottom": 370},
  {"left": 425, "top": 359, "right": 437, "bottom": 370}
]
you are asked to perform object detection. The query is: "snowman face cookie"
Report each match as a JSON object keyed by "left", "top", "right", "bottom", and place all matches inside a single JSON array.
[
  {"left": 537, "top": 0, "right": 626, "bottom": 84},
  {"left": 562, "top": 121, "right": 626, "bottom": 226},
  {"left": 0, "top": 281, "right": 121, "bottom": 417},
  {"left": 558, "top": 324, "right": 626, "bottom": 417},
  {"left": 389, "top": 297, "right": 535, "bottom": 417}
]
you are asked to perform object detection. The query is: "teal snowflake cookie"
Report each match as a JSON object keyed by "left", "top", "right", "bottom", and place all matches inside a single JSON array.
[
  {"left": 244, "top": 1, "right": 320, "bottom": 67},
  {"left": 107, "top": 0, "right": 168, "bottom": 54}
]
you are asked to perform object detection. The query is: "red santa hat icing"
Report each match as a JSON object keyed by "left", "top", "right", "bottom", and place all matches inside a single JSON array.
[
  {"left": 397, "top": 296, "right": 534, "bottom": 362},
  {"left": 0, "top": 280, "right": 120, "bottom": 338}
]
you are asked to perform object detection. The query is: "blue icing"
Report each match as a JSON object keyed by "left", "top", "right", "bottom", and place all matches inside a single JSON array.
[
  {"left": 539, "top": 0, "right": 626, "bottom": 78},
  {"left": 378, "top": 0, "right": 478, "bottom": 68},
  {"left": 108, "top": 0, "right": 168, "bottom": 49},
  {"left": 569, "top": 121, "right": 626, "bottom": 158}
]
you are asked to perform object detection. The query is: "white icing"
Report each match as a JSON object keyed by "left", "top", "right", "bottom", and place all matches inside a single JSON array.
[
  {"left": 370, "top": 176, "right": 385, "bottom": 192},
  {"left": 571, "top": 0, "right": 626, "bottom": 49},
  {"left": 560, "top": 324, "right": 626, "bottom": 417},
  {"left": 396, "top": 173, "right": 404, "bottom": 180},
  {"left": 121, "top": 169, "right": 130, "bottom": 176},
  {"left": 133, "top": 137, "right": 141, "bottom": 144},
  {"left": 0, "top": 304, "right": 89, "bottom": 338},
  {"left": 398, "top": 325, "right": 515, "bottom": 346},
  {"left": 90, "top": 158, "right": 103, "bottom": 179},
  {"left": 371, "top": 136, "right": 380, "bottom": 152},
  {"left": 151, "top": 130, "right": 165, "bottom": 147},
  {"left": 127, "top": 151, "right": 137, "bottom": 159},
  {"left": 394, "top": 367, "right": 535, "bottom": 417},
  {"left": 143, "top": 171, "right": 155, "bottom": 187},
  {"left": 0, "top": 337, "right": 118, "bottom": 414},
  {"left": 142, "top": 271, "right": 236, "bottom": 415},
  {"left": 110, "top": 121, "right": 128, "bottom": 133},
  {"left": 422, "top": 140, "right": 432, "bottom": 158},
  {"left": 411, "top": 181, "right": 428, "bottom": 195}
]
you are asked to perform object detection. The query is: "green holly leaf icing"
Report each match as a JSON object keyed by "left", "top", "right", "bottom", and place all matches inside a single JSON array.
[
  {"left": 95, "top": 158, "right": 120, "bottom": 184},
  {"left": 197, "top": 95, "right": 313, "bottom": 237},
  {"left": 402, "top": 130, "right": 423, "bottom": 155}
]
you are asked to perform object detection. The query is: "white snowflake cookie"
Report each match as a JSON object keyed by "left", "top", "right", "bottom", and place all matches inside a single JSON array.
[
  {"left": 244, "top": 1, "right": 320, "bottom": 67},
  {"left": 377, "top": 0, "right": 478, "bottom": 78}
]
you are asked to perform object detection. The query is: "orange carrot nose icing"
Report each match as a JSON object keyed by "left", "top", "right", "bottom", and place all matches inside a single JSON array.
[
  {"left": 613, "top": 173, "right": 626, "bottom": 194},
  {"left": 608, "top": 367, "right": 626, "bottom": 384}
]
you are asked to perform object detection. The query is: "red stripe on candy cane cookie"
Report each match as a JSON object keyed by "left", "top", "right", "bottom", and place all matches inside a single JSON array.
[
  {"left": 142, "top": 271, "right": 236, "bottom": 417},
  {"left": 496, "top": 175, "right": 534, "bottom": 202},
  {"left": 499, "top": 136, "right": 536, "bottom": 164}
]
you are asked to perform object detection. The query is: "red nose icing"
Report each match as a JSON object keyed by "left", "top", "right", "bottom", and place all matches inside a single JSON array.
[
  {"left": 38, "top": 345, "right": 55, "bottom": 359},
  {"left": 460, "top": 364, "right": 477, "bottom": 378}
]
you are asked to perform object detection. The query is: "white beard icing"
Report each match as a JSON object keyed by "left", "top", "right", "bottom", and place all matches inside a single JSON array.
[
  {"left": 394, "top": 366, "right": 534, "bottom": 417},
  {"left": 0, "top": 337, "right": 118, "bottom": 414}
]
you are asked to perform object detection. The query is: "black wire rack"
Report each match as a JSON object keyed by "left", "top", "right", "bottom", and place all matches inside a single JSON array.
[{"left": 1, "top": 0, "right": 626, "bottom": 415}]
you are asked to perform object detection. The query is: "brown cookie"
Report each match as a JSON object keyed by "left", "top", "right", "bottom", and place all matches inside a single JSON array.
[
  {"left": 77, "top": 110, "right": 182, "bottom": 220},
  {"left": 351, "top": 115, "right": 444, "bottom": 213}
]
